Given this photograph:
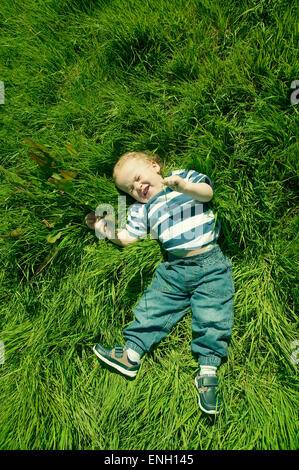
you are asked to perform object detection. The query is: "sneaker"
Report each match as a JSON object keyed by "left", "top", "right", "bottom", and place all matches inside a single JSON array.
[
  {"left": 195, "top": 375, "right": 223, "bottom": 415},
  {"left": 93, "top": 343, "right": 140, "bottom": 378}
]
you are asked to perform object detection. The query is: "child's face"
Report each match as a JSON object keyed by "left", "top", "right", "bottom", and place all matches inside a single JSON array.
[{"left": 115, "top": 158, "right": 164, "bottom": 203}]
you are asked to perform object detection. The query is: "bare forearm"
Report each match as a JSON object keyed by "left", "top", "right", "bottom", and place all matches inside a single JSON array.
[
  {"left": 108, "top": 229, "right": 127, "bottom": 247},
  {"left": 88, "top": 213, "right": 139, "bottom": 247},
  {"left": 106, "top": 228, "right": 139, "bottom": 247},
  {"left": 182, "top": 182, "right": 213, "bottom": 202},
  {"left": 108, "top": 232, "right": 124, "bottom": 247}
]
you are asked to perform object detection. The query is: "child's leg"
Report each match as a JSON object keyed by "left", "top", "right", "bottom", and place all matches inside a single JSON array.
[
  {"left": 189, "top": 250, "right": 234, "bottom": 414},
  {"left": 93, "top": 261, "right": 190, "bottom": 377},
  {"left": 190, "top": 254, "right": 235, "bottom": 367},
  {"left": 123, "top": 261, "right": 190, "bottom": 357}
]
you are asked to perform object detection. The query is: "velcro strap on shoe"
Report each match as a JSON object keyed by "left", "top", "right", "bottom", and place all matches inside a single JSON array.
[
  {"left": 200, "top": 376, "right": 218, "bottom": 387},
  {"left": 114, "top": 346, "right": 124, "bottom": 358}
]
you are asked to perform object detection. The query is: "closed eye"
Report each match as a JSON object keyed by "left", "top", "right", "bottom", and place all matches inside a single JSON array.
[{"left": 129, "top": 176, "right": 140, "bottom": 193}]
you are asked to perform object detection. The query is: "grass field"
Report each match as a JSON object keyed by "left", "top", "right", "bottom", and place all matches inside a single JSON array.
[{"left": 0, "top": 0, "right": 298, "bottom": 450}]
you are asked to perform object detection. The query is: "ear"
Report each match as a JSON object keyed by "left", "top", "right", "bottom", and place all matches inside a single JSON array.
[{"left": 151, "top": 160, "right": 161, "bottom": 173}]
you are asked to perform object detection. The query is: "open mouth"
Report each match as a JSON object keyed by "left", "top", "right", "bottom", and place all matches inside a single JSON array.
[{"left": 143, "top": 185, "right": 150, "bottom": 196}]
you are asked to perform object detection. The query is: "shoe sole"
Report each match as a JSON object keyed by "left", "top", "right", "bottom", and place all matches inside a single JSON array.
[
  {"left": 194, "top": 377, "right": 220, "bottom": 415},
  {"left": 93, "top": 345, "right": 138, "bottom": 378}
]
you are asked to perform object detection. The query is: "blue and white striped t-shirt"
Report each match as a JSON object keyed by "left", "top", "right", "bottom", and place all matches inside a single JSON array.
[{"left": 125, "top": 169, "right": 221, "bottom": 253}]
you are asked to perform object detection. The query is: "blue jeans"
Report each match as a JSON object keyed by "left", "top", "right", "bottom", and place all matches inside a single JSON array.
[{"left": 123, "top": 244, "right": 235, "bottom": 367}]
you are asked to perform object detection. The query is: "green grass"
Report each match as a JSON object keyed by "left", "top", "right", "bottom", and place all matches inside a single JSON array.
[{"left": 0, "top": 0, "right": 298, "bottom": 450}]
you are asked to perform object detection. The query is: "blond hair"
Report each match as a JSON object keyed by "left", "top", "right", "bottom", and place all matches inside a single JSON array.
[{"left": 113, "top": 151, "right": 163, "bottom": 182}]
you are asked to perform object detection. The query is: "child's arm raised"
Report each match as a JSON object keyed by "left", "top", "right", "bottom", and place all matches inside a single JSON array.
[{"left": 162, "top": 175, "right": 213, "bottom": 202}]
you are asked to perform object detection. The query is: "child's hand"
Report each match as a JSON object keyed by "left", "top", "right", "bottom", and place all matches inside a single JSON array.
[
  {"left": 162, "top": 175, "right": 187, "bottom": 193},
  {"left": 94, "top": 218, "right": 108, "bottom": 239},
  {"left": 85, "top": 212, "right": 100, "bottom": 229},
  {"left": 85, "top": 212, "right": 109, "bottom": 239}
]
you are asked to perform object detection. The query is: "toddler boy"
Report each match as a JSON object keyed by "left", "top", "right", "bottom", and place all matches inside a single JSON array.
[{"left": 85, "top": 151, "right": 235, "bottom": 415}]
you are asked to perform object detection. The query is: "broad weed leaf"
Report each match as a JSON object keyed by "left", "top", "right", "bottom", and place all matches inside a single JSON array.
[{"left": 46, "top": 231, "right": 63, "bottom": 243}]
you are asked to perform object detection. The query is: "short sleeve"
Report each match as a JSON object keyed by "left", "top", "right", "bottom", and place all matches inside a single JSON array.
[
  {"left": 125, "top": 202, "right": 148, "bottom": 239},
  {"left": 168, "top": 169, "right": 214, "bottom": 190}
]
